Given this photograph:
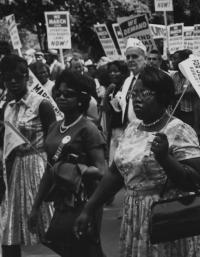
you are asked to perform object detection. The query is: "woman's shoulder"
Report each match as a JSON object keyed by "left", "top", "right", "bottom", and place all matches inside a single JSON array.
[
  {"left": 80, "top": 116, "right": 100, "bottom": 131},
  {"left": 47, "top": 120, "right": 61, "bottom": 134},
  {"left": 165, "top": 116, "right": 200, "bottom": 147},
  {"left": 165, "top": 117, "right": 195, "bottom": 134}
]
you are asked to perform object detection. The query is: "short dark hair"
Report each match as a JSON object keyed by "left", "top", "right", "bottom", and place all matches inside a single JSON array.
[
  {"left": 53, "top": 69, "right": 91, "bottom": 113},
  {"left": 0, "top": 54, "right": 28, "bottom": 74},
  {"left": 107, "top": 60, "right": 129, "bottom": 77},
  {"left": 139, "top": 65, "right": 175, "bottom": 108},
  {"left": 149, "top": 49, "right": 162, "bottom": 58},
  {"left": 171, "top": 49, "right": 192, "bottom": 62}
]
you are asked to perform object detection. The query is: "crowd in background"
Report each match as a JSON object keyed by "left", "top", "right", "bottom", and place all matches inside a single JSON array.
[{"left": 0, "top": 38, "right": 200, "bottom": 257}]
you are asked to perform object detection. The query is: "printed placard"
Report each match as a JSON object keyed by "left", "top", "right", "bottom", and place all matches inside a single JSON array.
[
  {"left": 112, "top": 23, "right": 126, "bottom": 56},
  {"left": 179, "top": 55, "right": 200, "bottom": 97},
  {"left": 168, "top": 23, "right": 184, "bottom": 54},
  {"left": 193, "top": 25, "right": 200, "bottom": 56},
  {"left": 94, "top": 23, "right": 119, "bottom": 59},
  {"left": 154, "top": 0, "right": 173, "bottom": 12},
  {"left": 5, "top": 14, "right": 22, "bottom": 49},
  {"left": 45, "top": 11, "right": 71, "bottom": 49},
  {"left": 184, "top": 26, "right": 194, "bottom": 51},
  {"left": 149, "top": 24, "right": 166, "bottom": 39},
  {"left": 118, "top": 14, "right": 157, "bottom": 53}
]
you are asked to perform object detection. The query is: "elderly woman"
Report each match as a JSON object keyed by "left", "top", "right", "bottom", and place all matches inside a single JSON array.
[
  {"left": 28, "top": 70, "right": 106, "bottom": 257},
  {"left": 75, "top": 65, "right": 200, "bottom": 257}
]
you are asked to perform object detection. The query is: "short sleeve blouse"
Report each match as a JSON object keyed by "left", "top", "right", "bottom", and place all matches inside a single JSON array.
[
  {"left": 45, "top": 116, "right": 106, "bottom": 165},
  {"left": 114, "top": 118, "right": 200, "bottom": 191}
]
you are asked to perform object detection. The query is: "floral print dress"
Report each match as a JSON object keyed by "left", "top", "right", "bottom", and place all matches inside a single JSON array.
[{"left": 114, "top": 117, "right": 200, "bottom": 257}]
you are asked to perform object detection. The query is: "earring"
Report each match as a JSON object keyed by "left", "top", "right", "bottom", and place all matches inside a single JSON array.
[{"left": 78, "top": 102, "right": 82, "bottom": 106}]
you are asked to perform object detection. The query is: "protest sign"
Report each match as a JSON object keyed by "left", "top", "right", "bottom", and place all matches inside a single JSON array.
[
  {"left": 28, "top": 69, "right": 63, "bottom": 120},
  {"left": 0, "top": 19, "right": 9, "bottom": 41},
  {"left": 45, "top": 11, "right": 71, "bottom": 49},
  {"left": 117, "top": 14, "right": 157, "bottom": 53},
  {"left": 112, "top": 23, "right": 126, "bottom": 56},
  {"left": 154, "top": 0, "right": 173, "bottom": 11},
  {"left": 168, "top": 23, "right": 184, "bottom": 54},
  {"left": 94, "top": 23, "right": 119, "bottom": 59},
  {"left": 193, "top": 25, "right": 200, "bottom": 56},
  {"left": 149, "top": 24, "right": 165, "bottom": 39},
  {"left": 179, "top": 55, "right": 200, "bottom": 97},
  {"left": 5, "top": 14, "right": 22, "bottom": 54},
  {"left": 184, "top": 26, "right": 194, "bottom": 51}
]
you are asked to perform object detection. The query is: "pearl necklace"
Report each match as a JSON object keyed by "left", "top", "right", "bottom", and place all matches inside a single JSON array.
[
  {"left": 60, "top": 114, "right": 83, "bottom": 134},
  {"left": 141, "top": 112, "right": 168, "bottom": 129}
]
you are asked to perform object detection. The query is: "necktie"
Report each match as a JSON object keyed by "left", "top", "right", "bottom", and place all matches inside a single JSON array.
[{"left": 124, "top": 76, "right": 136, "bottom": 125}]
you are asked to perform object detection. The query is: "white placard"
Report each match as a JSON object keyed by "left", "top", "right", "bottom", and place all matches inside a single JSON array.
[
  {"left": 5, "top": 14, "right": 22, "bottom": 50},
  {"left": 149, "top": 24, "right": 166, "bottom": 39},
  {"left": 179, "top": 55, "right": 200, "bottom": 97},
  {"left": 168, "top": 23, "right": 184, "bottom": 54},
  {"left": 45, "top": 11, "right": 71, "bottom": 49},
  {"left": 193, "top": 25, "right": 200, "bottom": 56},
  {"left": 184, "top": 26, "right": 194, "bottom": 51},
  {"left": 94, "top": 23, "right": 119, "bottom": 59},
  {"left": 154, "top": 0, "right": 173, "bottom": 12}
]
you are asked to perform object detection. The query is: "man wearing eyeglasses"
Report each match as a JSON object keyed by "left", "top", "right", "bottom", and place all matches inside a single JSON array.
[{"left": 112, "top": 38, "right": 147, "bottom": 127}]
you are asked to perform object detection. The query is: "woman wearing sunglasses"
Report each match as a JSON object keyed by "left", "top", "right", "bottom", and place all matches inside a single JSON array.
[
  {"left": 75, "top": 65, "right": 200, "bottom": 257},
  {"left": 28, "top": 69, "right": 106, "bottom": 257},
  {"left": 0, "top": 54, "right": 56, "bottom": 257}
]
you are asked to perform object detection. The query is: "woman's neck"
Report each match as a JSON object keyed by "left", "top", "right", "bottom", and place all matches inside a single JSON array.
[
  {"left": 140, "top": 110, "right": 170, "bottom": 132},
  {"left": 15, "top": 89, "right": 28, "bottom": 102},
  {"left": 64, "top": 112, "right": 82, "bottom": 126}
]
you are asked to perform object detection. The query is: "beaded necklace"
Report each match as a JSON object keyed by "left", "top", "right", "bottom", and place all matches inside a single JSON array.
[
  {"left": 140, "top": 111, "right": 168, "bottom": 129},
  {"left": 60, "top": 114, "right": 83, "bottom": 134}
]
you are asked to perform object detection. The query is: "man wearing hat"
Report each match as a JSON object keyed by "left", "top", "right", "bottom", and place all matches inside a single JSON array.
[{"left": 113, "top": 38, "right": 147, "bottom": 126}]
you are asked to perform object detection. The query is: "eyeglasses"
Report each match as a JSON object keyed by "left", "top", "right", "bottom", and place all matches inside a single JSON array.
[
  {"left": 56, "top": 90, "right": 77, "bottom": 99},
  {"left": 3, "top": 72, "right": 27, "bottom": 82},
  {"left": 131, "top": 89, "right": 156, "bottom": 99}
]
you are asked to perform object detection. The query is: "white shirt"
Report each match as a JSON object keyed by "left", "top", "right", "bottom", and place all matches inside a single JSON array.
[{"left": 116, "top": 73, "right": 139, "bottom": 124}]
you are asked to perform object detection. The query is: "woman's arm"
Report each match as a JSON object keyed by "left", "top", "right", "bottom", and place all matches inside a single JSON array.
[
  {"left": 74, "top": 161, "right": 123, "bottom": 236},
  {"left": 28, "top": 164, "right": 53, "bottom": 233},
  {"left": 83, "top": 161, "right": 123, "bottom": 214},
  {"left": 39, "top": 100, "right": 56, "bottom": 136},
  {"left": 31, "top": 165, "right": 53, "bottom": 210},
  {"left": 152, "top": 133, "right": 200, "bottom": 190}
]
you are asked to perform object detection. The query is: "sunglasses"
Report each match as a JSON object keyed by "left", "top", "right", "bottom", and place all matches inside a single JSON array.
[
  {"left": 3, "top": 72, "right": 27, "bottom": 82},
  {"left": 56, "top": 90, "right": 78, "bottom": 99}
]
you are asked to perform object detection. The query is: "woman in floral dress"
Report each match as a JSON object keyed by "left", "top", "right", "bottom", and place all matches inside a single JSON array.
[{"left": 75, "top": 65, "right": 200, "bottom": 257}]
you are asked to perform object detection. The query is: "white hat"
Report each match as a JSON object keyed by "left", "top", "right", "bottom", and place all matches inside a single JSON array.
[{"left": 125, "top": 38, "right": 146, "bottom": 54}]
